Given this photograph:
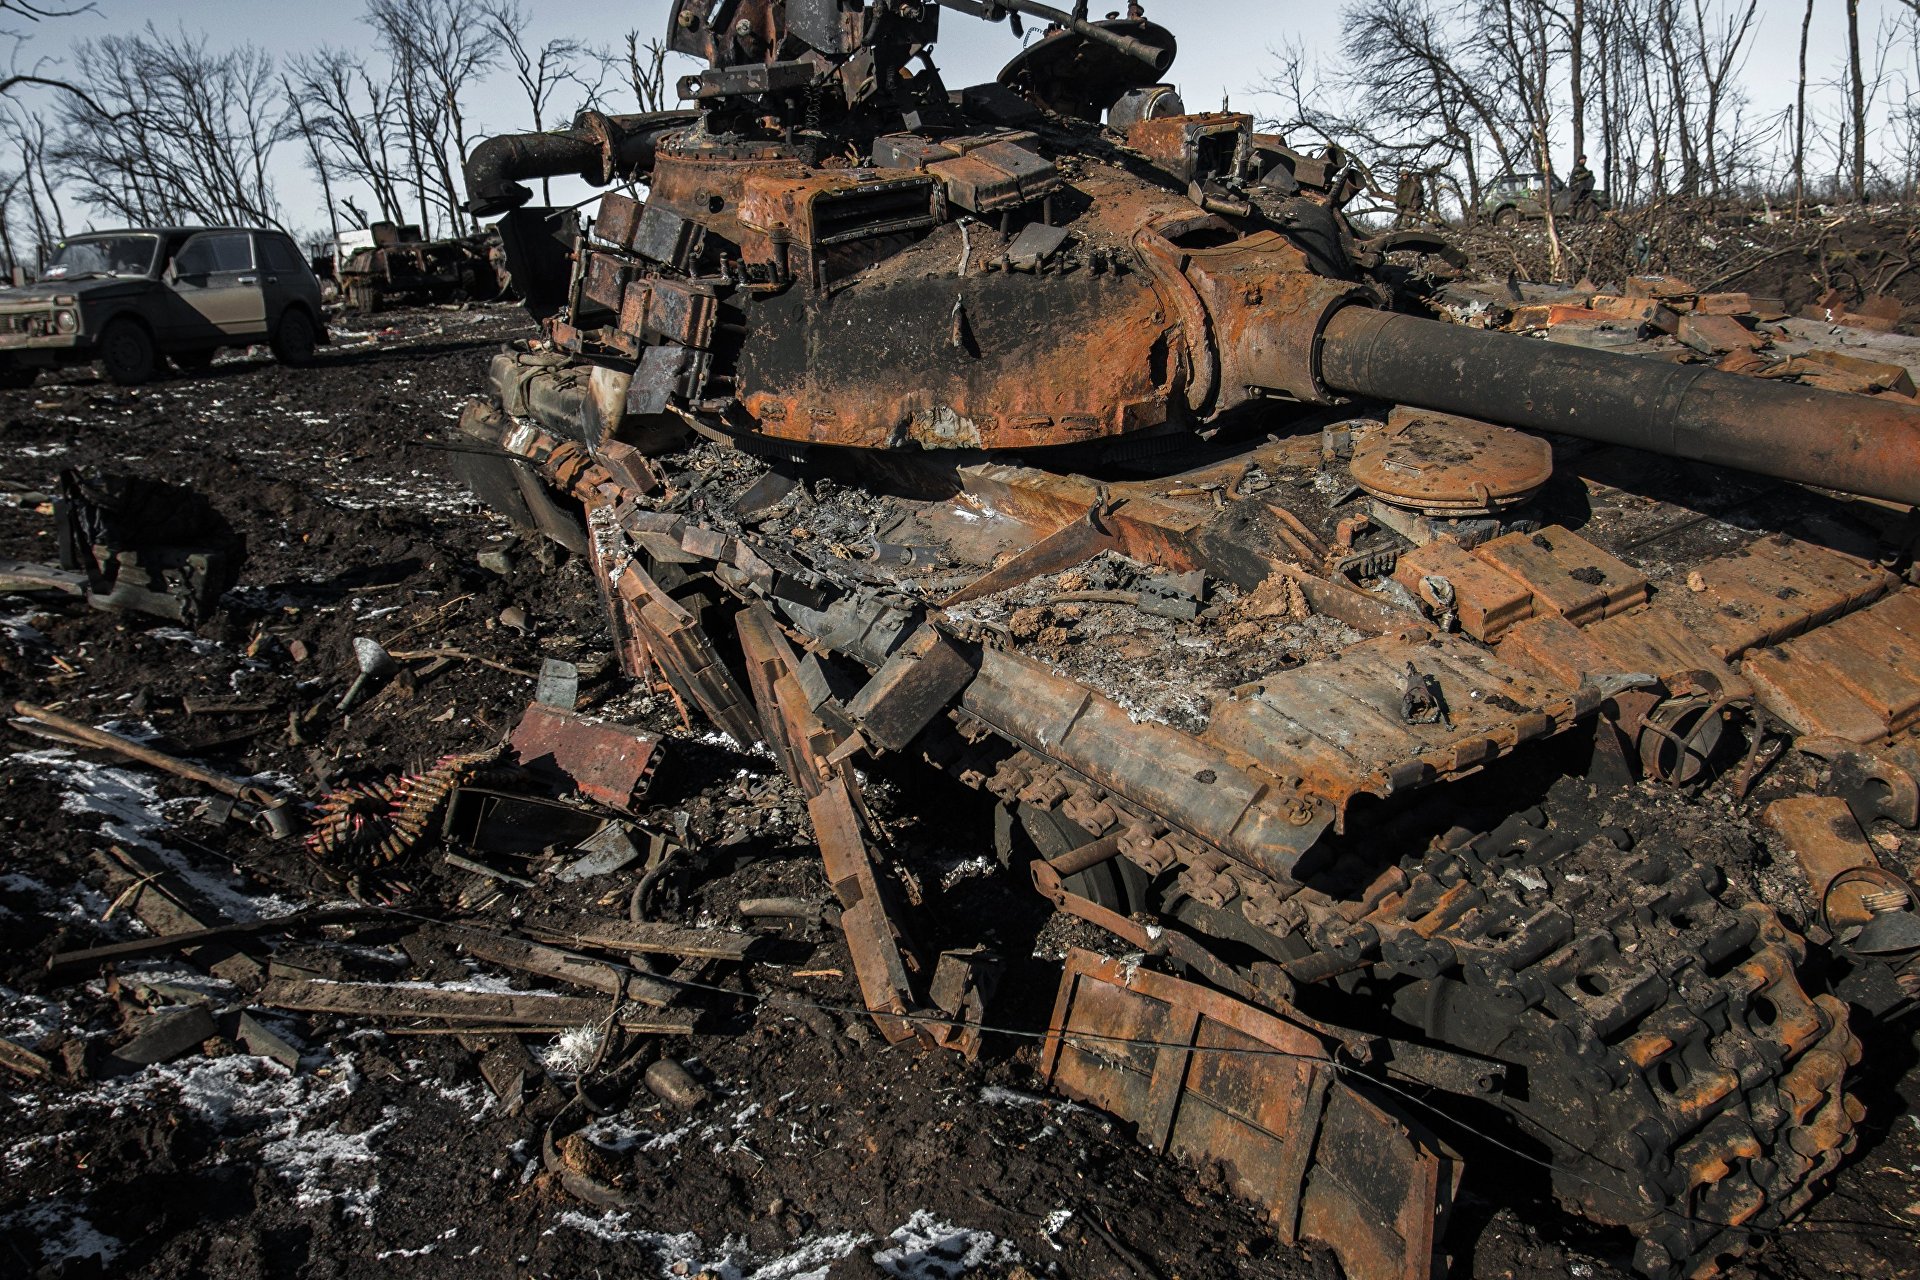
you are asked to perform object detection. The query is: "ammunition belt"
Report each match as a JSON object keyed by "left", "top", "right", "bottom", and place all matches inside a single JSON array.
[{"left": 307, "top": 749, "right": 511, "bottom": 870}]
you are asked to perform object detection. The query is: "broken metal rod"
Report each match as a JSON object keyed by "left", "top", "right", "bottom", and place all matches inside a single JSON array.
[
  {"left": 387, "top": 648, "right": 537, "bottom": 677},
  {"left": 736, "top": 897, "right": 826, "bottom": 923},
  {"left": 1041, "top": 832, "right": 1125, "bottom": 880},
  {"left": 446, "top": 926, "right": 683, "bottom": 1007},
  {"left": 522, "top": 915, "right": 762, "bottom": 961},
  {"left": 45, "top": 906, "right": 387, "bottom": 980},
  {"left": 443, "top": 853, "right": 538, "bottom": 888},
  {"left": 258, "top": 974, "right": 697, "bottom": 1034},
  {"left": 12, "top": 700, "right": 283, "bottom": 808},
  {"left": 0, "top": 1037, "right": 52, "bottom": 1079}
]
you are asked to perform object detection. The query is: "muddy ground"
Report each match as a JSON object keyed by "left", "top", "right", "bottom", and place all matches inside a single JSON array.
[{"left": 2, "top": 303, "right": 1918, "bottom": 1280}]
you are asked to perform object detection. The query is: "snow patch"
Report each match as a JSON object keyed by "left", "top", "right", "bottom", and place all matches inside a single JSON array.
[
  {"left": 11, "top": 747, "right": 300, "bottom": 920},
  {"left": 20, "top": 1052, "right": 391, "bottom": 1224},
  {"left": 875, "top": 1209, "right": 1022, "bottom": 1278},
  {"left": 551, "top": 1210, "right": 866, "bottom": 1279},
  {"left": 0, "top": 607, "right": 47, "bottom": 648},
  {"left": 0, "top": 1200, "right": 121, "bottom": 1266},
  {"left": 0, "top": 983, "right": 65, "bottom": 1043},
  {"left": 260, "top": 1103, "right": 400, "bottom": 1223},
  {"left": 548, "top": 1209, "right": 1019, "bottom": 1280},
  {"left": 978, "top": 1085, "right": 1084, "bottom": 1114},
  {"left": 143, "top": 626, "right": 221, "bottom": 656}
]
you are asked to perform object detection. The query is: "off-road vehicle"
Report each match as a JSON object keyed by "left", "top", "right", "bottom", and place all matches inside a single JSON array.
[
  {"left": 1482, "top": 170, "right": 1611, "bottom": 224},
  {"left": 0, "top": 226, "right": 327, "bottom": 387}
]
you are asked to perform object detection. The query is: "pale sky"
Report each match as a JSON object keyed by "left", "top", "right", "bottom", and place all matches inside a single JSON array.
[{"left": 22, "top": 1, "right": 1876, "bottom": 239}]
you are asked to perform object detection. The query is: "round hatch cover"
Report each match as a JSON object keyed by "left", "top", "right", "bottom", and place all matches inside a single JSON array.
[
  {"left": 1348, "top": 409, "right": 1553, "bottom": 516},
  {"left": 996, "top": 20, "right": 1177, "bottom": 122}
]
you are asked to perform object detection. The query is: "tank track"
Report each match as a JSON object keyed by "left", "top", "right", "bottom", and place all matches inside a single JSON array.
[{"left": 945, "top": 737, "right": 1862, "bottom": 1279}]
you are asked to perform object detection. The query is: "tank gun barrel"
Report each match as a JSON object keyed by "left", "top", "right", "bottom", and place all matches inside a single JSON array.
[
  {"left": 937, "top": 0, "right": 1174, "bottom": 71},
  {"left": 1317, "top": 307, "right": 1920, "bottom": 508}
]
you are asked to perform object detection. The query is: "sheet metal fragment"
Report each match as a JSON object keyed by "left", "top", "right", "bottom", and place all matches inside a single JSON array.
[{"left": 1042, "top": 949, "right": 1458, "bottom": 1280}]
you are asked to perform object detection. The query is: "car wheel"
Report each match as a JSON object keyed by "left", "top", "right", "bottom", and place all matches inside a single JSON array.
[
  {"left": 1492, "top": 205, "right": 1519, "bottom": 229},
  {"left": 271, "top": 308, "right": 318, "bottom": 367},
  {"left": 0, "top": 359, "right": 37, "bottom": 390},
  {"left": 170, "top": 348, "right": 217, "bottom": 373},
  {"left": 99, "top": 319, "right": 157, "bottom": 386}
]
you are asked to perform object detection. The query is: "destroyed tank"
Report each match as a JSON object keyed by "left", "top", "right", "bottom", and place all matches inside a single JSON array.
[{"left": 444, "top": 3, "right": 1920, "bottom": 1276}]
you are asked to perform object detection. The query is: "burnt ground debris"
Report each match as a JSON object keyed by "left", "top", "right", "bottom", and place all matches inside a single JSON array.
[{"left": 1, "top": 304, "right": 1919, "bottom": 1280}]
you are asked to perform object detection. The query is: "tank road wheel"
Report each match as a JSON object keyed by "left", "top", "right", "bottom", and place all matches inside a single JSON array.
[
  {"left": 1006, "top": 802, "right": 1148, "bottom": 914},
  {"left": 98, "top": 319, "right": 157, "bottom": 386},
  {"left": 271, "top": 308, "right": 318, "bottom": 367},
  {"left": 0, "top": 358, "right": 36, "bottom": 390}
]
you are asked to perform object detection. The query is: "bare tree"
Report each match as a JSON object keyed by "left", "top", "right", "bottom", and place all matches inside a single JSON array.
[
  {"left": 1847, "top": 0, "right": 1867, "bottom": 201},
  {"left": 1567, "top": 0, "right": 1588, "bottom": 165},
  {"left": 1795, "top": 0, "right": 1814, "bottom": 215},
  {"left": 286, "top": 47, "right": 411, "bottom": 230},
  {"left": 281, "top": 73, "right": 340, "bottom": 249},
  {"left": 53, "top": 25, "right": 285, "bottom": 230},
  {"left": 1484, "top": 0, "right": 1565, "bottom": 274},
  {"left": 0, "top": 169, "right": 23, "bottom": 272},
  {"left": 1258, "top": 0, "right": 1525, "bottom": 219},
  {"left": 1589, "top": 0, "right": 1636, "bottom": 201},
  {"left": 1256, "top": 0, "right": 1801, "bottom": 218},
  {"left": 625, "top": 31, "right": 670, "bottom": 113},
  {"left": 1, "top": 102, "right": 65, "bottom": 264},
  {"left": 366, "top": 0, "right": 498, "bottom": 236},
  {"left": 0, "top": 1, "right": 115, "bottom": 113},
  {"left": 1687, "top": 0, "right": 1760, "bottom": 202}
]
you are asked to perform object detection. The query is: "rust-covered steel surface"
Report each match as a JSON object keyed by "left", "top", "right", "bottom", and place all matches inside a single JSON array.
[
  {"left": 443, "top": 3, "right": 1920, "bottom": 1276},
  {"left": 736, "top": 602, "right": 927, "bottom": 1042},
  {"left": 1042, "top": 949, "right": 1459, "bottom": 1280},
  {"left": 507, "top": 703, "right": 660, "bottom": 811},
  {"left": 1348, "top": 408, "right": 1555, "bottom": 515}
]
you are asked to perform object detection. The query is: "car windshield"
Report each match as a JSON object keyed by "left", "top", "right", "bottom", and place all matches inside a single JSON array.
[{"left": 44, "top": 234, "right": 161, "bottom": 280}]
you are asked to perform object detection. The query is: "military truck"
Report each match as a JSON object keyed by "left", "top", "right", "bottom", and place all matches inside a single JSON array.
[{"left": 336, "top": 221, "right": 508, "bottom": 315}]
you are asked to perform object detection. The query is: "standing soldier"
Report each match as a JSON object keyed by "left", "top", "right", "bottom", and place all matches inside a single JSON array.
[
  {"left": 1395, "top": 166, "right": 1427, "bottom": 227},
  {"left": 1568, "top": 154, "right": 1597, "bottom": 219}
]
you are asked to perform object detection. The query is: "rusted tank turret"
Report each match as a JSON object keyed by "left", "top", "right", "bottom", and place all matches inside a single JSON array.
[
  {"left": 463, "top": 0, "right": 1920, "bottom": 506},
  {"left": 448, "top": 5, "right": 1920, "bottom": 1278}
]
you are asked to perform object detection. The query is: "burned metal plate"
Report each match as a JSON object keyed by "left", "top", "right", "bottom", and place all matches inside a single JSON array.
[
  {"left": 1350, "top": 408, "right": 1553, "bottom": 515},
  {"left": 1041, "top": 949, "right": 1458, "bottom": 1280},
  {"left": 509, "top": 702, "right": 661, "bottom": 811}
]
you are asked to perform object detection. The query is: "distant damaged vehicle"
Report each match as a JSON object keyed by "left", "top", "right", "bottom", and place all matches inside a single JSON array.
[
  {"left": 0, "top": 227, "right": 327, "bottom": 388},
  {"left": 337, "top": 221, "right": 509, "bottom": 314}
]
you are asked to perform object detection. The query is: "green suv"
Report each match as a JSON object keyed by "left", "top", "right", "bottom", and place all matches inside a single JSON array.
[
  {"left": 0, "top": 226, "right": 328, "bottom": 388},
  {"left": 1480, "top": 172, "right": 1610, "bottom": 226}
]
